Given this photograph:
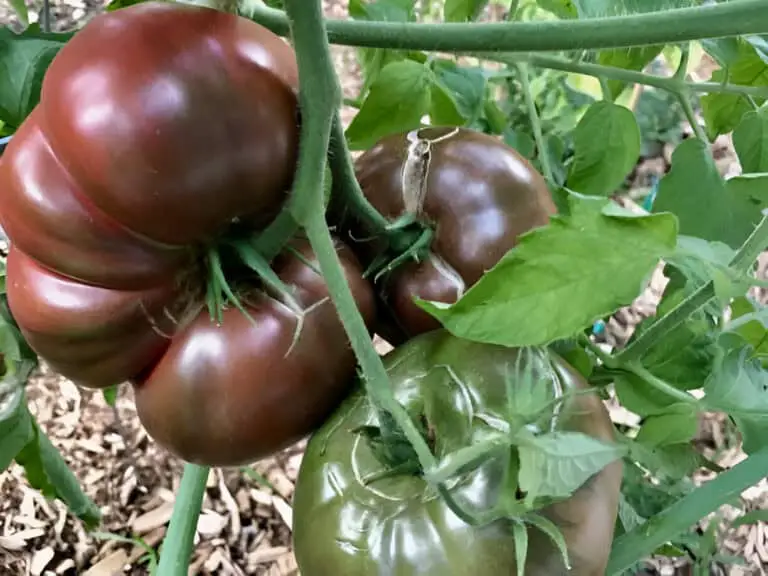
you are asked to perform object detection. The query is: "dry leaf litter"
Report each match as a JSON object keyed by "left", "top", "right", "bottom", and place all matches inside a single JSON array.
[{"left": 0, "top": 1, "right": 766, "bottom": 574}]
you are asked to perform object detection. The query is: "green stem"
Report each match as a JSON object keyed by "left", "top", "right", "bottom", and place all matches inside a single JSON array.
[
  {"left": 156, "top": 464, "right": 209, "bottom": 576},
  {"left": 628, "top": 363, "right": 699, "bottom": 405},
  {"left": 677, "top": 90, "right": 708, "bottom": 142},
  {"left": 606, "top": 445, "right": 768, "bottom": 575},
  {"left": 515, "top": 62, "right": 554, "bottom": 184},
  {"left": 328, "top": 112, "right": 390, "bottom": 234},
  {"left": 617, "top": 214, "right": 768, "bottom": 363},
  {"left": 246, "top": 0, "right": 768, "bottom": 52},
  {"left": 480, "top": 53, "right": 768, "bottom": 100},
  {"left": 283, "top": 0, "right": 437, "bottom": 474}
]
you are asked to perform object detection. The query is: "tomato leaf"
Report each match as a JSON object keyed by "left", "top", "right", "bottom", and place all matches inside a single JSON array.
[
  {"left": 517, "top": 431, "right": 627, "bottom": 500},
  {"left": 346, "top": 60, "right": 431, "bottom": 150},
  {"left": 614, "top": 372, "right": 678, "bottom": 418},
  {"left": 703, "top": 339, "right": 768, "bottom": 455},
  {"left": 0, "top": 25, "right": 69, "bottom": 129},
  {"left": 627, "top": 440, "right": 702, "bottom": 482},
  {"left": 536, "top": 0, "right": 577, "bottom": 18},
  {"left": 511, "top": 520, "right": 528, "bottom": 576},
  {"left": 430, "top": 59, "right": 487, "bottom": 124},
  {"left": 653, "top": 139, "right": 768, "bottom": 249},
  {"left": 565, "top": 101, "right": 641, "bottom": 196},
  {"left": 8, "top": 0, "right": 29, "bottom": 26},
  {"left": 416, "top": 193, "right": 677, "bottom": 348},
  {"left": 732, "top": 509, "right": 768, "bottom": 528},
  {"left": 15, "top": 417, "right": 101, "bottom": 528},
  {"left": 726, "top": 297, "right": 768, "bottom": 358},
  {"left": 444, "top": 0, "right": 488, "bottom": 21},
  {"left": 348, "top": 0, "right": 414, "bottom": 92},
  {"left": 733, "top": 108, "right": 768, "bottom": 173},
  {"left": 0, "top": 384, "right": 34, "bottom": 471},
  {"left": 701, "top": 42, "right": 768, "bottom": 139},
  {"left": 598, "top": 46, "right": 663, "bottom": 100},
  {"left": 429, "top": 80, "right": 465, "bottom": 126},
  {"left": 523, "top": 513, "right": 571, "bottom": 570},
  {"left": 102, "top": 385, "right": 119, "bottom": 408},
  {"left": 635, "top": 403, "right": 699, "bottom": 447}
]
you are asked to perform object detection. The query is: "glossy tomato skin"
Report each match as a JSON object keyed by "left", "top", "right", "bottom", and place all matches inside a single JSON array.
[
  {"left": 349, "top": 127, "right": 557, "bottom": 340},
  {"left": 0, "top": 3, "right": 301, "bottom": 390},
  {"left": 293, "top": 330, "right": 622, "bottom": 576},
  {"left": 37, "top": 1, "right": 300, "bottom": 246},
  {"left": 5, "top": 246, "right": 182, "bottom": 389},
  {"left": 132, "top": 238, "right": 377, "bottom": 467}
]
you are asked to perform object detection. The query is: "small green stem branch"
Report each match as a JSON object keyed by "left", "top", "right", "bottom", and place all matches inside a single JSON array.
[
  {"left": 156, "top": 464, "right": 209, "bottom": 576},
  {"left": 617, "top": 214, "right": 768, "bottom": 364},
  {"left": 607, "top": 444, "right": 768, "bottom": 575},
  {"left": 282, "top": 0, "right": 436, "bottom": 473},
  {"left": 515, "top": 62, "right": 554, "bottom": 184},
  {"left": 677, "top": 91, "right": 709, "bottom": 142},
  {"left": 480, "top": 53, "right": 768, "bottom": 101},
  {"left": 247, "top": 0, "right": 768, "bottom": 53},
  {"left": 328, "top": 112, "right": 390, "bottom": 235}
]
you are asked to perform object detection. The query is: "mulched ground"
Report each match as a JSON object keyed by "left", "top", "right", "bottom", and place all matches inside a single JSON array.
[{"left": 0, "top": 1, "right": 767, "bottom": 574}]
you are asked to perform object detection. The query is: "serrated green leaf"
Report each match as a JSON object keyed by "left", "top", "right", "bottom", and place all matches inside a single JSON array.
[
  {"left": 503, "top": 128, "right": 536, "bottom": 158},
  {"left": 346, "top": 60, "right": 431, "bottom": 150},
  {"left": 15, "top": 420, "right": 101, "bottom": 527},
  {"left": 565, "top": 101, "right": 641, "bottom": 196},
  {"left": 512, "top": 520, "right": 528, "bottom": 576},
  {"left": 701, "top": 42, "right": 768, "bottom": 139},
  {"left": 701, "top": 37, "right": 743, "bottom": 69},
  {"left": 0, "top": 26, "right": 70, "bottom": 129},
  {"left": 727, "top": 297, "right": 768, "bottom": 357},
  {"left": 733, "top": 109, "right": 768, "bottom": 173},
  {"left": 0, "top": 385, "right": 34, "bottom": 470},
  {"left": 653, "top": 139, "right": 768, "bottom": 248},
  {"left": 444, "top": 0, "right": 488, "bottom": 21},
  {"left": 635, "top": 403, "right": 699, "bottom": 447},
  {"left": 518, "top": 431, "right": 626, "bottom": 500},
  {"left": 627, "top": 440, "right": 702, "bottom": 482},
  {"left": 732, "top": 509, "right": 768, "bottom": 528},
  {"left": 416, "top": 193, "right": 677, "bottom": 347},
  {"left": 429, "top": 80, "right": 464, "bottom": 126},
  {"left": 536, "top": 0, "right": 577, "bottom": 18},
  {"left": 431, "top": 59, "right": 486, "bottom": 123},
  {"left": 599, "top": 46, "right": 663, "bottom": 100},
  {"left": 9, "top": 0, "right": 29, "bottom": 26},
  {"left": 703, "top": 340, "right": 768, "bottom": 454}
]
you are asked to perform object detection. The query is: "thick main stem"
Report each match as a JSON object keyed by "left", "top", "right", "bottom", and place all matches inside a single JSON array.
[
  {"left": 247, "top": 0, "right": 768, "bottom": 53},
  {"left": 156, "top": 464, "right": 209, "bottom": 576},
  {"left": 283, "top": 0, "right": 437, "bottom": 472},
  {"left": 617, "top": 215, "right": 768, "bottom": 363}
]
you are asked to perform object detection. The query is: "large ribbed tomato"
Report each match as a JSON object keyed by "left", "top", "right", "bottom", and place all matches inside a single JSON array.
[
  {"left": 336, "top": 127, "right": 557, "bottom": 343},
  {"left": 0, "top": 1, "right": 300, "bottom": 386},
  {"left": 0, "top": 3, "right": 377, "bottom": 466}
]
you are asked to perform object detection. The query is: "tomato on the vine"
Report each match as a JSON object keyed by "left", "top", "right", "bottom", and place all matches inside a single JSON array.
[
  {"left": 293, "top": 329, "right": 622, "bottom": 576},
  {"left": 337, "top": 126, "right": 557, "bottom": 342},
  {"left": 133, "top": 238, "right": 376, "bottom": 466},
  {"left": 0, "top": 2, "right": 377, "bottom": 466}
]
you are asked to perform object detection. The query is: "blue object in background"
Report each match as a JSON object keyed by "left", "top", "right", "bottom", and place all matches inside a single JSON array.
[{"left": 0, "top": 135, "right": 10, "bottom": 155}]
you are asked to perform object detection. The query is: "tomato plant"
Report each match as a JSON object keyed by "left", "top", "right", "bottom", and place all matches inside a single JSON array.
[
  {"left": 2, "top": 0, "right": 768, "bottom": 575},
  {"left": 293, "top": 329, "right": 623, "bottom": 576}
]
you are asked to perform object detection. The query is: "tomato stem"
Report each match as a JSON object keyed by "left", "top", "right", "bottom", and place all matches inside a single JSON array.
[
  {"left": 617, "top": 214, "right": 768, "bottom": 363},
  {"left": 477, "top": 53, "right": 768, "bottom": 101},
  {"left": 156, "top": 463, "right": 208, "bottom": 576},
  {"left": 514, "top": 62, "right": 554, "bottom": 185},
  {"left": 328, "top": 112, "right": 390, "bottom": 235},
  {"left": 245, "top": 0, "right": 768, "bottom": 53},
  {"left": 282, "top": 0, "right": 438, "bottom": 475}
]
